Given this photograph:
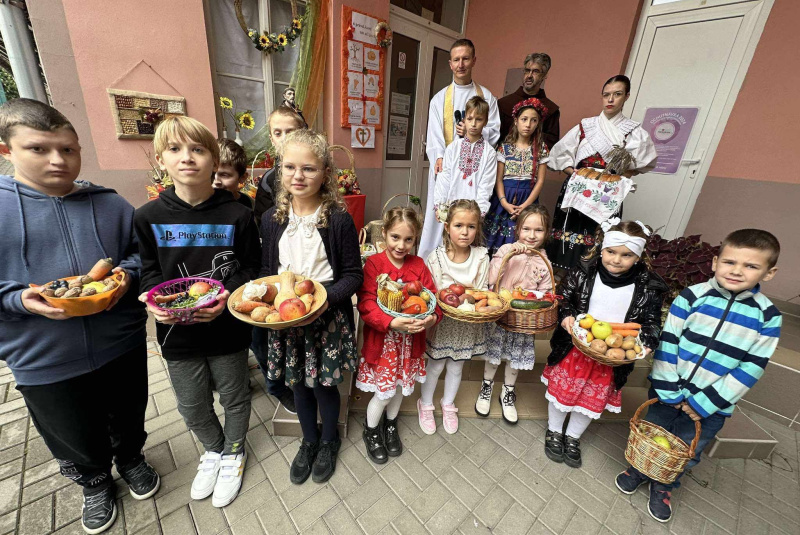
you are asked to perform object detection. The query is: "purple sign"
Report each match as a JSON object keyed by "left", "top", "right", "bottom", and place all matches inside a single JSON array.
[{"left": 642, "top": 107, "right": 699, "bottom": 174}]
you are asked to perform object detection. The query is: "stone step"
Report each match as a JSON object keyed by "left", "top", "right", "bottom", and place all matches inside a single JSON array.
[
  {"left": 270, "top": 373, "right": 352, "bottom": 439},
  {"left": 705, "top": 407, "right": 777, "bottom": 459}
]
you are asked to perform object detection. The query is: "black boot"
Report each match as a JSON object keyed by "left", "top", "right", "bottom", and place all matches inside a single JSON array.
[
  {"left": 563, "top": 435, "right": 582, "bottom": 468},
  {"left": 384, "top": 417, "right": 403, "bottom": 457},
  {"left": 363, "top": 422, "right": 388, "bottom": 464},
  {"left": 545, "top": 430, "right": 564, "bottom": 463}
]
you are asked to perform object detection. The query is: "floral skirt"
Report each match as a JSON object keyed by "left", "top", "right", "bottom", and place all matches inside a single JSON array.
[
  {"left": 480, "top": 324, "right": 536, "bottom": 370},
  {"left": 484, "top": 179, "right": 534, "bottom": 257},
  {"left": 264, "top": 306, "right": 358, "bottom": 388},
  {"left": 541, "top": 347, "right": 621, "bottom": 419},
  {"left": 356, "top": 331, "right": 426, "bottom": 400},
  {"left": 425, "top": 316, "right": 486, "bottom": 361}
]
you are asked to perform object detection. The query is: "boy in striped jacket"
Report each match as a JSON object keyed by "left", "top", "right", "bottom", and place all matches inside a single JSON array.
[{"left": 615, "top": 229, "right": 781, "bottom": 523}]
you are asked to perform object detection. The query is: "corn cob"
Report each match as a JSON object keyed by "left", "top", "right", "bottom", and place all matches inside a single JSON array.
[{"left": 386, "top": 290, "right": 404, "bottom": 312}]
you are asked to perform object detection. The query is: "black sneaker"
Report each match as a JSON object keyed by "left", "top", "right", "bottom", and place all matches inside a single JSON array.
[
  {"left": 384, "top": 417, "right": 403, "bottom": 457},
  {"left": 615, "top": 467, "right": 649, "bottom": 494},
  {"left": 290, "top": 440, "right": 318, "bottom": 485},
  {"left": 648, "top": 482, "right": 673, "bottom": 522},
  {"left": 81, "top": 485, "right": 117, "bottom": 534},
  {"left": 545, "top": 430, "right": 564, "bottom": 463},
  {"left": 119, "top": 459, "right": 160, "bottom": 500},
  {"left": 276, "top": 390, "right": 297, "bottom": 414},
  {"left": 363, "top": 423, "right": 388, "bottom": 464},
  {"left": 563, "top": 435, "right": 581, "bottom": 468},
  {"left": 312, "top": 435, "right": 341, "bottom": 483}
]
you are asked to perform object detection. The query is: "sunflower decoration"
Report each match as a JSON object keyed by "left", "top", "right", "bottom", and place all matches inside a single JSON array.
[
  {"left": 218, "top": 97, "right": 233, "bottom": 110},
  {"left": 238, "top": 113, "right": 255, "bottom": 130},
  {"left": 216, "top": 95, "right": 256, "bottom": 137},
  {"left": 244, "top": 13, "right": 304, "bottom": 55},
  {"left": 292, "top": 18, "right": 302, "bottom": 31},
  {"left": 277, "top": 34, "right": 288, "bottom": 47}
]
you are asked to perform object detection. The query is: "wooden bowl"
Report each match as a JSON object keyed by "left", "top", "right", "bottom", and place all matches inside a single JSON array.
[
  {"left": 31, "top": 271, "right": 126, "bottom": 317},
  {"left": 228, "top": 275, "right": 327, "bottom": 330}
]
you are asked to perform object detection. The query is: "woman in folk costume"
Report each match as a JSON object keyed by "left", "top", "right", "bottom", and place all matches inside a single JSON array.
[{"left": 546, "top": 75, "right": 657, "bottom": 271}]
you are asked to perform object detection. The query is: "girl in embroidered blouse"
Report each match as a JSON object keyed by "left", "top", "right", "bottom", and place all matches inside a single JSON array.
[
  {"left": 476, "top": 205, "right": 553, "bottom": 424},
  {"left": 356, "top": 207, "right": 442, "bottom": 465},
  {"left": 419, "top": 200, "right": 490, "bottom": 436},
  {"left": 484, "top": 97, "right": 550, "bottom": 257},
  {"left": 257, "top": 130, "right": 363, "bottom": 486}
]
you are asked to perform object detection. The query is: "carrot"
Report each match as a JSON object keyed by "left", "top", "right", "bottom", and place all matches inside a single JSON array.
[
  {"left": 233, "top": 300, "right": 265, "bottom": 313},
  {"left": 154, "top": 293, "right": 184, "bottom": 304},
  {"left": 608, "top": 322, "right": 641, "bottom": 330},
  {"left": 87, "top": 258, "right": 114, "bottom": 281},
  {"left": 613, "top": 329, "right": 640, "bottom": 337}
]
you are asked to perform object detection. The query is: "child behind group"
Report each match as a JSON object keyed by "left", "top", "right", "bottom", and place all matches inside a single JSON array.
[
  {"left": 419, "top": 199, "right": 490, "bottom": 435},
  {"left": 418, "top": 97, "right": 497, "bottom": 260},
  {"left": 542, "top": 219, "right": 667, "bottom": 468},
  {"left": 484, "top": 98, "right": 550, "bottom": 256},
  {"left": 356, "top": 207, "right": 442, "bottom": 464},
  {"left": 476, "top": 205, "right": 553, "bottom": 424},
  {"left": 259, "top": 129, "right": 362, "bottom": 485},
  {"left": 616, "top": 229, "right": 782, "bottom": 523},
  {"left": 214, "top": 138, "right": 253, "bottom": 210},
  {"left": 135, "top": 117, "right": 261, "bottom": 508}
]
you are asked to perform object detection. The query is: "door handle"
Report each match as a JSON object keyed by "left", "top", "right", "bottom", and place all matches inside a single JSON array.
[{"left": 681, "top": 149, "right": 705, "bottom": 166}]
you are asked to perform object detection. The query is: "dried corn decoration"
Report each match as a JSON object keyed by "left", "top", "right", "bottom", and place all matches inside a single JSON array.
[{"left": 376, "top": 274, "right": 404, "bottom": 312}]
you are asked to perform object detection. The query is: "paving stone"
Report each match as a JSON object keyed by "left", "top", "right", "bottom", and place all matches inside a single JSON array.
[
  {"left": 168, "top": 431, "right": 200, "bottom": 468},
  {"left": 0, "top": 510, "right": 17, "bottom": 535},
  {"left": 148, "top": 371, "right": 168, "bottom": 387},
  {"left": 493, "top": 501, "right": 535, "bottom": 535},
  {"left": 356, "top": 490, "right": 402, "bottom": 535},
  {"left": 410, "top": 479, "right": 451, "bottom": 523},
  {"left": 497, "top": 472, "right": 546, "bottom": 516},
  {"left": 464, "top": 436, "right": 500, "bottom": 467},
  {"left": 472, "top": 484, "right": 513, "bottom": 529},
  {"left": 480, "top": 446, "right": 516, "bottom": 481},
  {"left": 23, "top": 457, "right": 59, "bottom": 486},
  {"left": 377, "top": 462, "right": 421, "bottom": 505},
  {"left": 145, "top": 397, "right": 158, "bottom": 420},
  {"left": 601, "top": 496, "right": 641, "bottom": 535},
  {"left": 425, "top": 497, "right": 469, "bottom": 534},
  {"left": 157, "top": 461, "right": 197, "bottom": 495},
  {"left": 538, "top": 492, "right": 578, "bottom": 534},
  {"left": 143, "top": 442, "right": 175, "bottom": 477},
  {"left": 682, "top": 488, "right": 738, "bottom": 533},
  {"left": 563, "top": 506, "right": 602, "bottom": 535},
  {"left": 0, "top": 457, "right": 22, "bottom": 481},
  {"left": 144, "top": 409, "right": 184, "bottom": 434},
  {"left": 250, "top": 395, "right": 276, "bottom": 423},
  {"left": 0, "top": 407, "right": 26, "bottom": 428},
  {"left": 148, "top": 379, "right": 173, "bottom": 395},
  {"left": 222, "top": 479, "right": 275, "bottom": 524},
  {"left": 254, "top": 496, "right": 296, "bottom": 534},
  {"left": 18, "top": 494, "right": 52, "bottom": 535},
  {"left": 328, "top": 458, "right": 360, "bottom": 500},
  {"left": 458, "top": 514, "right": 492, "bottom": 534},
  {"left": 487, "top": 425, "right": 527, "bottom": 458},
  {"left": 278, "top": 476, "right": 326, "bottom": 512},
  {"left": 245, "top": 425, "right": 277, "bottom": 463},
  {"left": 54, "top": 483, "right": 82, "bottom": 528},
  {"left": 339, "top": 446, "right": 378, "bottom": 485},
  {"left": 155, "top": 482, "right": 193, "bottom": 518},
  {"left": 288, "top": 485, "right": 340, "bottom": 530},
  {"left": 146, "top": 420, "right": 192, "bottom": 448},
  {"left": 23, "top": 436, "right": 53, "bottom": 469},
  {"left": 20, "top": 472, "right": 69, "bottom": 506},
  {"left": 323, "top": 502, "right": 362, "bottom": 535},
  {"left": 454, "top": 458, "right": 494, "bottom": 496},
  {"left": 120, "top": 494, "right": 158, "bottom": 533},
  {"left": 0, "top": 417, "right": 28, "bottom": 449},
  {"left": 525, "top": 520, "right": 557, "bottom": 535},
  {"left": 161, "top": 505, "right": 197, "bottom": 534},
  {"left": 394, "top": 451, "right": 436, "bottom": 490},
  {"left": 261, "top": 450, "right": 291, "bottom": 497},
  {"left": 0, "top": 398, "right": 26, "bottom": 416},
  {"left": 439, "top": 466, "right": 483, "bottom": 510},
  {"left": 670, "top": 503, "right": 708, "bottom": 535},
  {"left": 560, "top": 477, "right": 611, "bottom": 522},
  {"left": 739, "top": 491, "right": 799, "bottom": 534},
  {"left": 189, "top": 499, "right": 227, "bottom": 535},
  {"left": 408, "top": 430, "right": 445, "bottom": 462},
  {"left": 305, "top": 518, "right": 332, "bottom": 535},
  {"left": 537, "top": 454, "right": 574, "bottom": 486},
  {"left": 390, "top": 509, "right": 427, "bottom": 535},
  {"left": 422, "top": 442, "right": 460, "bottom": 477},
  {"left": 344, "top": 473, "right": 389, "bottom": 518}
]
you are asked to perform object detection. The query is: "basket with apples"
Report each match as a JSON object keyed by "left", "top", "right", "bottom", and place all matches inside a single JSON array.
[
  {"left": 228, "top": 271, "right": 327, "bottom": 329},
  {"left": 437, "top": 284, "right": 509, "bottom": 324},
  {"left": 376, "top": 275, "right": 437, "bottom": 321},
  {"left": 570, "top": 313, "right": 646, "bottom": 366},
  {"left": 146, "top": 277, "right": 223, "bottom": 324}
]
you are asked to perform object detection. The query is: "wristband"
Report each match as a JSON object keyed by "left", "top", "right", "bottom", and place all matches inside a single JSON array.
[{"left": 499, "top": 196, "right": 506, "bottom": 202}]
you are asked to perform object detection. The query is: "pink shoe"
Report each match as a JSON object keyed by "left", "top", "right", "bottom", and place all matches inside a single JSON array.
[
  {"left": 417, "top": 398, "right": 436, "bottom": 435},
  {"left": 441, "top": 400, "right": 459, "bottom": 434}
]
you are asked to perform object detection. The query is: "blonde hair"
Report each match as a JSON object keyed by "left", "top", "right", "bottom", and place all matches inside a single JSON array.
[
  {"left": 382, "top": 207, "right": 423, "bottom": 242},
  {"left": 442, "top": 199, "right": 485, "bottom": 253},
  {"left": 515, "top": 205, "right": 551, "bottom": 244},
  {"left": 154, "top": 116, "right": 219, "bottom": 165},
  {"left": 272, "top": 129, "right": 345, "bottom": 228},
  {"left": 584, "top": 220, "right": 654, "bottom": 268},
  {"left": 268, "top": 106, "right": 305, "bottom": 129},
  {"left": 465, "top": 96, "right": 489, "bottom": 120}
]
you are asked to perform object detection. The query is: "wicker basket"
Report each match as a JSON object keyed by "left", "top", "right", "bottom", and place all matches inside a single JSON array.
[
  {"left": 361, "top": 193, "right": 422, "bottom": 252},
  {"left": 146, "top": 277, "right": 223, "bottom": 324},
  {"left": 625, "top": 398, "right": 701, "bottom": 484},
  {"left": 377, "top": 288, "right": 437, "bottom": 321},
  {"left": 496, "top": 248, "right": 558, "bottom": 334},
  {"left": 330, "top": 145, "right": 361, "bottom": 195},
  {"left": 570, "top": 314, "right": 646, "bottom": 367},
  {"left": 438, "top": 290, "right": 510, "bottom": 324},
  {"left": 228, "top": 275, "right": 327, "bottom": 330}
]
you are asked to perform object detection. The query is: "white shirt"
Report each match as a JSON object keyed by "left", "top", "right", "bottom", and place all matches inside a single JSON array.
[
  {"left": 433, "top": 137, "right": 497, "bottom": 214},
  {"left": 586, "top": 274, "right": 635, "bottom": 323},
  {"left": 426, "top": 245, "right": 490, "bottom": 290},
  {"left": 278, "top": 205, "right": 334, "bottom": 284}
]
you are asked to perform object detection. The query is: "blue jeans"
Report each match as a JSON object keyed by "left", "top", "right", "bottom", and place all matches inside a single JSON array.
[
  {"left": 250, "top": 328, "right": 290, "bottom": 397},
  {"left": 628, "top": 389, "right": 727, "bottom": 490}
]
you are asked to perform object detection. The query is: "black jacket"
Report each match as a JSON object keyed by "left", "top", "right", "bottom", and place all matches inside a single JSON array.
[
  {"left": 253, "top": 167, "right": 276, "bottom": 229},
  {"left": 548, "top": 258, "right": 668, "bottom": 390}
]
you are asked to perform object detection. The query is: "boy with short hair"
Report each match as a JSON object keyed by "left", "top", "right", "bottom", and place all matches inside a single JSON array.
[
  {"left": 616, "top": 228, "right": 782, "bottom": 523},
  {"left": 214, "top": 138, "right": 253, "bottom": 210},
  {"left": 0, "top": 98, "right": 158, "bottom": 534},
  {"left": 134, "top": 116, "right": 260, "bottom": 508}
]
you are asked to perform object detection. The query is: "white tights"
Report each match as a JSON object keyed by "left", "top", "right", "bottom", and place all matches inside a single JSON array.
[
  {"left": 365, "top": 392, "right": 404, "bottom": 428},
  {"left": 547, "top": 401, "right": 593, "bottom": 438},
  {"left": 419, "top": 358, "right": 464, "bottom": 406},
  {"left": 483, "top": 361, "right": 519, "bottom": 386}
]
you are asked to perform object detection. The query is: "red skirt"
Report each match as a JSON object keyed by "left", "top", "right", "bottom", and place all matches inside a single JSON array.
[
  {"left": 541, "top": 347, "right": 622, "bottom": 419},
  {"left": 356, "top": 330, "right": 426, "bottom": 400}
]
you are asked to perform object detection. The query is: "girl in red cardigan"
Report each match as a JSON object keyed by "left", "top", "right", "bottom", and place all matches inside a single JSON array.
[{"left": 356, "top": 207, "right": 442, "bottom": 465}]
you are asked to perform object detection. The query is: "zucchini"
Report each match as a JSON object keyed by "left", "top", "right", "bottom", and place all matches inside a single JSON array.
[{"left": 510, "top": 299, "right": 551, "bottom": 310}]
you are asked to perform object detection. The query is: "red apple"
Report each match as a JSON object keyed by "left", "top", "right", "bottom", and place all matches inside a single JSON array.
[
  {"left": 279, "top": 298, "right": 307, "bottom": 321},
  {"left": 263, "top": 284, "right": 278, "bottom": 303},
  {"left": 449, "top": 284, "right": 466, "bottom": 296},
  {"left": 438, "top": 289, "right": 453, "bottom": 301},
  {"left": 188, "top": 281, "right": 212, "bottom": 297},
  {"left": 405, "top": 280, "right": 423, "bottom": 296},
  {"left": 294, "top": 279, "right": 315, "bottom": 296},
  {"left": 442, "top": 292, "right": 461, "bottom": 307}
]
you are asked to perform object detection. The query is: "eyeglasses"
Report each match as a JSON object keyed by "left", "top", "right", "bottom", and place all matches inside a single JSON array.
[{"left": 281, "top": 163, "right": 322, "bottom": 177}]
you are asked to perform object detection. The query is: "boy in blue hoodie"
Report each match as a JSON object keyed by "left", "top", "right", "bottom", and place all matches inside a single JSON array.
[
  {"left": 0, "top": 99, "right": 159, "bottom": 534},
  {"left": 616, "top": 229, "right": 781, "bottom": 523}
]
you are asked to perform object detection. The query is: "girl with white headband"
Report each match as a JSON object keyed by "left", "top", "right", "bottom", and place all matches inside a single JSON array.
[{"left": 541, "top": 219, "right": 668, "bottom": 468}]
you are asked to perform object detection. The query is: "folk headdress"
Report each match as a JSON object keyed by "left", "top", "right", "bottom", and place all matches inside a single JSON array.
[{"left": 512, "top": 97, "right": 548, "bottom": 121}]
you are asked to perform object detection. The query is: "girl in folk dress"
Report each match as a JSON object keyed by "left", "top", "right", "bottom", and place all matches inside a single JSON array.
[
  {"left": 419, "top": 200, "right": 490, "bottom": 435},
  {"left": 476, "top": 205, "right": 553, "bottom": 424},
  {"left": 258, "top": 130, "right": 363, "bottom": 485},
  {"left": 484, "top": 98, "right": 550, "bottom": 256},
  {"left": 542, "top": 220, "right": 667, "bottom": 468},
  {"left": 356, "top": 208, "right": 442, "bottom": 465}
]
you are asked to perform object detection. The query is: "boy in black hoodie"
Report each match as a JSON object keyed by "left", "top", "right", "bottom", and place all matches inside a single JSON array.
[{"left": 134, "top": 117, "right": 260, "bottom": 508}]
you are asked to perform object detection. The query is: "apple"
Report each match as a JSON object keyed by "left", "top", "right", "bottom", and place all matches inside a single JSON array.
[
  {"left": 263, "top": 284, "right": 278, "bottom": 304},
  {"left": 442, "top": 292, "right": 461, "bottom": 307},
  {"left": 438, "top": 289, "right": 453, "bottom": 301},
  {"left": 405, "top": 280, "right": 422, "bottom": 296},
  {"left": 591, "top": 321, "right": 613, "bottom": 341},
  {"left": 294, "top": 279, "right": 315, "bottom": 297},
  {"left": 652, "top": 436, "right": 672, "bottom": 450},
  {"left": 449, "top": 284, "right": 466, "bottom": 296},
  {"left": 279, "top": 298, "right": 307, "bottom": 321},
  {"left": 420, "top": 291, "right": 430, "bottom": 303},
  {"left": 578, "top": 314, "right": 595, "bottom": 329},
  {"left": 188, "top": 281, "right": 212, "bottom": 297}
]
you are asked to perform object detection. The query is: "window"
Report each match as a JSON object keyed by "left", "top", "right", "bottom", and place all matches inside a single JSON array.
[
  {"left": 390, "top": 0, "right": 466, "bottom": 33},
  {"left": 206, "top": 0, "right": 305, "bottom": 143}
]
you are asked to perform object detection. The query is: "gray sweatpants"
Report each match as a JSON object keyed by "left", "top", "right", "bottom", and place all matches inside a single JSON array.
[{"left": 166, "top": 350, "right": 251, "bottom": 455}]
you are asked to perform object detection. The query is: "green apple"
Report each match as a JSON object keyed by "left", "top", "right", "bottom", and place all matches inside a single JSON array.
[
  {"left": 652, "top": 436, "right": 671, "bottom": 450},
  {"left": 591, "top": 321, "right": 613, "bottom": 340}
]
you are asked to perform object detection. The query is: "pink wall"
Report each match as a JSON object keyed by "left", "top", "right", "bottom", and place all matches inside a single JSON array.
[
  {"left": 707, "top": 0, "right": 800, "bottom": 185},
  {"left": 60, "top": 0, "right": 216, "bottom": 171}
]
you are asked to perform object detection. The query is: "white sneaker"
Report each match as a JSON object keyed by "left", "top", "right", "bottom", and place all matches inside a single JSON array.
[
  {"left": 191, "top": 451, "right": 221, "bottom": 500},
  {"left": 499, "top": 384, "right": 518, "bottom": 425},
  {"left": 212, "top": 451, "right": 247, "bottom": 508},
  {"left": 475, "top": 379, "right": 493, "bottom": 417}
]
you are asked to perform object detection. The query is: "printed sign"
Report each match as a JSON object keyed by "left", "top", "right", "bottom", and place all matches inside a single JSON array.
[
  {"left": 387, "top": 115, "right": 408, "bottom": 155},
  {"left": 398, "top": 52, "right": 406, "bottom": 70},
  {"left": 390, "top": 93, "right": 411, "bottom": 116},
  {"left": 352, "top": 12, "right": 378, "bottom": 45},
  {"left": 364, "top": 74, "right": 379, "bottom": 98},
  {"left": 642, "top": 107, "right": 700, "bottom": 174},
  {"left": 351, "top": 126, "right": 375, "bottom": 149},
  {"left": 347, "top": 99, "right": 363, "bottom": 124},
  {"left": 347, "top": 72, "right": 363, "bottom": 98},
  {"left": 365, "top": 101, "right": 381, "bottom": 125},
  {"left": 364, "top": 46, "right": 381, "bottom": 71},
  {"left": 347, "top": 41, "right": 363, "bottom": 72}
]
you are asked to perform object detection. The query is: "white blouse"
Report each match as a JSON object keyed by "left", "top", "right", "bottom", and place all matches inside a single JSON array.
[
  {"left": 278, "top": 205, "right": 334, "bottom": 284},
  {"left": 586, "top": 275, "right": 635, "bottom": 323},
  {"left": 426, "top": 245, "right": 490, "bottom": 290}
]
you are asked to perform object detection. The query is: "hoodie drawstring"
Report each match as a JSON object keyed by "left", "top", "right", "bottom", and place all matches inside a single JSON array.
[
  {"left": 88, "top": 195, "right": 109, "bottom": 258},
  {"left": 13, "top": 182, "right": 29, "bottom": 271}
]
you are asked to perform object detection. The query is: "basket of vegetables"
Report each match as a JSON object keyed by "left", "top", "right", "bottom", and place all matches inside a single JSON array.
[
  {"left": 570, "top": 313, "right": 646, "bottom": 367},
  {"left": 228, "top": 271, "right": 327, "bottom": 330},
  {"left": 436, "top": 284, "right": 509, "bottom": 324},
  {"left": 32, "top": 258, "right": 125, "bottom": 317},
  {"left": 146, "top": 278, "right": 223, "bottom": 324},
  {"left": 495, "top": 248, "right": 559, "bottom": 334},
  {"left": 375, "top": 275, "right": 437, "bottom": 320}
]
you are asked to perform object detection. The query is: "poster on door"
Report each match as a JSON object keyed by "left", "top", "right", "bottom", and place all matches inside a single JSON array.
[
  {"left": 642, "top": 107, "right": 699, "bottom": 174},
  {"left": 341, "top": 6, "right": 386, "bottom": 130}
]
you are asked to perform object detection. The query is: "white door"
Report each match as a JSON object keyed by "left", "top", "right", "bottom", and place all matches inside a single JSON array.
[
  {"left": 623, "top": 0, "right": 773, "bottom": 238},
  {"left": 382, "top": 15, "right": 454, "bottom": 212}
]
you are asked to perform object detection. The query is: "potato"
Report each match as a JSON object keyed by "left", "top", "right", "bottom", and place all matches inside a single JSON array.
[
  {"left": 250, "top": 307, "right": 271, "bottom": 322},
  {"left": 625, "top": 350, "right": 638, "bottom": 360},
  {"left": 234, "top": 300, "right": 265, "bottom": 313},
  {"left": 462, "top": 294, "right": 475, "bottom": 304},
  {"left": 472, "top": 292, "right": 488, "bottom": 301},
  {"left": 605, "top": 333, "right": 623, "bottom": 348},
  {"left": 589, "top": 339, "right": 608, "bottom": 353},
  {"left": 265, "top": 312, "right": 282, "bottom": 323},
  {"left": 486, "top": 291, "right": 499, "bottom": 299},
  {"left": 634, "top": 345, "right": 642, "bottom": 353},
  {"left": 487, "top": 298, "right": 503, "bottom": 307},
  {"left": 475, "top": 299, "right": 488, "bottom": 308},
  {"left": 606, "top": 348, "right": 626, "bottom": 360},
  {"left": 621, "top": 337, "right": 636, "bottom": 350}
]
